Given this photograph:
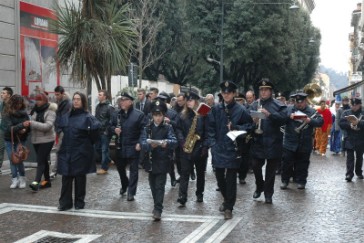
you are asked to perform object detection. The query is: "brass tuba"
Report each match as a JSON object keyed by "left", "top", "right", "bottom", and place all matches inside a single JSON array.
[{"left": 303, "top": 83, "right": 322, "bottom": 104}]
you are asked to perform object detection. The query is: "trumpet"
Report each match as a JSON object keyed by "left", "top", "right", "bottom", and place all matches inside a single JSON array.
[
  {"left": 294, "top": 111, "right": 318, "bottom": 133},
  {"left": 255, "top": 103, "right": 263, "bottom": 134}
]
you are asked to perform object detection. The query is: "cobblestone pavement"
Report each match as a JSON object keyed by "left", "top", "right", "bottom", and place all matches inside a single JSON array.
[{"left": 0, "top": 151, "right": 363, "bottom": 242}]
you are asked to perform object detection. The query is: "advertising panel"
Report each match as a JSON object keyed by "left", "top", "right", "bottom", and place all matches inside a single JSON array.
[{"left": 20, "top": 1, "right": 59, "bottom": 101}]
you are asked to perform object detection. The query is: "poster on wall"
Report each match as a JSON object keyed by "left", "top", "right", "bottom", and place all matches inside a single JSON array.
[{"left": 20, "top": 1, "right": 59, "bottom": 102}]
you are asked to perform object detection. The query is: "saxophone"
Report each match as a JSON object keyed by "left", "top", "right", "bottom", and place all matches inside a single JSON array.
[{"left": 183, "top": 112, "right": 201, "bottom": 153}]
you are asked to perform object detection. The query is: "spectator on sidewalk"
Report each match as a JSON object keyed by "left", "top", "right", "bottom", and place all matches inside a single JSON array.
[
  {"left": 27, "top": 93, "right": 57, "bottom": 191},
  {"left": 2, "top": 94, "right": 30, "bottom": 189},
  {"left": 52, "top": 86, "right": 72, "bottom": 178},
  {"left": 0, "top": 87, "right": 13, "bottom": 174},
  {"left": 95, "top": 90, "right": 114, "bottom": 175},
  {"left": 57, "top": 92, "right": 100, "bottom": 211},
  {"left": 330, "top": 96, "right": 342, "bottom": 155}
]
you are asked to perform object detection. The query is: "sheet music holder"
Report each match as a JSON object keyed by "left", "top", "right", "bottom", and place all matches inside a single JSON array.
[
  {"left": 197, "top": 103, "right": 211, "bottom": 116},
  {"left": 293, "top": 111, "right": 308, "bottom": 119},
  {"left": 227, "top": 130, "right": 247, "bottom": 141},
  {"left": 345, "top": 115, "right": 359, "bottom": 123},
  {"left": 146, "top": 139, "right": 166, "bottom": 146},
  {"left": 250, "top": 110, "right": 266, "bottom": 119}
]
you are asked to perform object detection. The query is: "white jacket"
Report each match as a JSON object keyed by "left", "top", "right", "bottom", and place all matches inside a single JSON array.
[{"left": 30, "top": 103, "right": 57, "bottom": 144}]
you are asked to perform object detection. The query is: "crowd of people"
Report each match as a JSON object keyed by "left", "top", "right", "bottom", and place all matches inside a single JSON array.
[{"left": 0, "top": 79, "right": 363, "bottom": 221}]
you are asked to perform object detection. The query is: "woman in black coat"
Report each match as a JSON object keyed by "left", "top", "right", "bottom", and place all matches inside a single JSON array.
[{"left": 57, "top": 92, "right": 100, "bottom": 211}]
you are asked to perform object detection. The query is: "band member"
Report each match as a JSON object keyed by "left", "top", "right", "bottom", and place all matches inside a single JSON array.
[
  {"left": 155, "top": 93, "right": 179, "bottom": 186},
  {"left": 251, "top": 79, "right": 287, "bottom": 204},
  {"left": 110, "top": 92, "right": 146, "bottom": 201},
  {"left": 339, "top": 98, "right": 364, "bottom": 182},
  {"left": 176, "top": 91, "right": 208, "bottom": 206},
  {"left": 140, "top": 101, "right": 177, "bottom": 221},
  {"left": 281, "top": 93, "right": 323, "bottom": 190},
  {"left": 208, "top": 81, "right": 253, "bottom": 219}
]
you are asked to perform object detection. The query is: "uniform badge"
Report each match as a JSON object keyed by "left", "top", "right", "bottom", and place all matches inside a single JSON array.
[
  {"left": 156, "top": 101, "right": 160, "bottom": 106},
  {"left": 262, "top": 81, "right": 266, "bottom": 86},
  {"left": 225, "top": 81, "right": 229, "bottom": 87}
]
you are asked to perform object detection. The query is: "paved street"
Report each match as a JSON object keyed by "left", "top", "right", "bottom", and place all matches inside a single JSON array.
[{"left": 0, "top": 151, "right": 363, "bottom": 243}]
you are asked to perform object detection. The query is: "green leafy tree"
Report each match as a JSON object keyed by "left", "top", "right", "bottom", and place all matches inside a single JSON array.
[
  {"left": 51, "top": 0, "right": 135, "bottom": 93},
  {"left": 147, "top": 0, "right": 320, "bottom": 95}
]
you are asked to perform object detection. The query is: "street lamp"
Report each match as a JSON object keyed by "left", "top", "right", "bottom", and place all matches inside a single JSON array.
[{"left": 217, "top": 0, "right": 300, "bottom": 84}]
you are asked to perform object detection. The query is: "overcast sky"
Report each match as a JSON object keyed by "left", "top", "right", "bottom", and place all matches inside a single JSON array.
[{"left": 311, "top": 0, "right": 360, "bottom": 73}]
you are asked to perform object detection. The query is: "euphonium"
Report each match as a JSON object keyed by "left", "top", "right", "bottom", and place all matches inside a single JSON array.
[{"left": 183, "top": 112, "right": 200, "bottom": 153}]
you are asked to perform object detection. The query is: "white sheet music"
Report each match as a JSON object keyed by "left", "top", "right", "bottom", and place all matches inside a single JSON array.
[{"left": 227, "top": 131, "right": 247, "bottom": 141}]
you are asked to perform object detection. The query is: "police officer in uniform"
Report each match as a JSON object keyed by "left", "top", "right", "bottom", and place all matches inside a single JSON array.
[
  {"left": 251, "top": 79, "right": 287, "bottom": 204},
  {"left": 281, "top": 93, "right": 323, "bottom": 190},
  {"left": 208, "top": 81, "right": 253, "bottom": 219},
  {"left": 339, "top": 98, "right": 364, "bottom": 182}
]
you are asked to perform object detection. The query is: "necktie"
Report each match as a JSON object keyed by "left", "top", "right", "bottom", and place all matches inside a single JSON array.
[{"left": 140, "top": 102, "right": 144, "bottom": 111}]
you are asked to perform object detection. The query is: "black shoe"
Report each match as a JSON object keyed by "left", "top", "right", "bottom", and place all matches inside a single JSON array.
[
  {"left": 345, "top": 175, "right": 353, "bottom": 182},
  {"left": 297, "top": 184, "right": 306, "bottom": 190},
  {"left": 280, "top": 182, "right": 288, "bottom": 190},
  {"left": 177, "top": 197, "right": 186, "bottom": 207},
  {"left": 191, "top": 173, "right": 196, "bottom": 181},
  {"left": 58, "top": 205, "right": 72, "bottom": 211},
  {"left": 171, "top": 179, "right": 177, "bottom": 187},
  {"left": 196, "top": 195, "right": 203, "bottom": 203},
  {"left": 265, "top": 197, "right": 273, "bottom": 204},
  {"left": 120, "top": 188, "right": 127, "bottom": 195},
  {"left": 224, "top": 209, "right": 232, "bottom": 220},
  {"left": 176, "top": 178, "right": 180, "bottom": 183},
  {"left": 358, "top": 175, "right": 364, "bottom": 179},
  {"left": 152, "top": 210, "right": 161, "bottom": 221},
  {"left": 75, "top": 205, "right": 84, "bottom": 210},
  {"left": 253, "top": 191, "right": 261, "bottom": 199},
  {"left": 29, "top": 181, "right": 40, "bottom": 192},
  {"left": 216, "top": 187, "right": 220, "bottom": 191},
  {"left": 219, "top": 203, "right": 225, "bottom": 212},
  {"left": 239, "top": 179, "right": 246, "bottom": 185},
  {"left": 127, "top": 194, "right": 135, "bottom": 201}
]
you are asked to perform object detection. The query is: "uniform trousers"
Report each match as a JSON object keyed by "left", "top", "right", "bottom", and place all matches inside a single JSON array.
[
  {"left": 149, "top": 173, "right": 167, "bottom": 213},
  {"left": 346, "top": 148, "right": 364, "bottom": 178},
  {"left": 178, "top": 156, "right": 205, "bottom": 202},
  {"left": 59, "top": 175, "right": 86, "bottom": 208},
  {"left": 281, "top": 148, "right": 311, "bottom": 185},
  {"left": 115, "top": 156, "right": 139, "bottom": 196},
  {"left": 215, "top": 168, "right": 237, "bottom": 210},
  {"left": 252, "top": 158, "right": 280, "bottom": 198}
]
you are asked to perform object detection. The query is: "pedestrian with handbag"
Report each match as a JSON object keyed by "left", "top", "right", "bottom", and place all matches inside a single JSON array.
[{"left": 2, "top": 94, "right": 30, "bottom": 189}]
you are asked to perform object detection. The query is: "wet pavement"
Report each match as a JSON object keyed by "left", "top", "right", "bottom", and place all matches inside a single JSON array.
[{"left": 0, "top": 151, "right": 363, "bottom": 242}]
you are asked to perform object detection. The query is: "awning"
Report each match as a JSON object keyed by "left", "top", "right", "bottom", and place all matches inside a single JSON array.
[{"left": 333, "top": 80, "right": 364, "bottom": 96}]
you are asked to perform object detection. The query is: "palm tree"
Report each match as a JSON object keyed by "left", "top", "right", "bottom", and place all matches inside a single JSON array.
[{"left": 51, "top": 0, "right": 135, "bottom": 92}]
